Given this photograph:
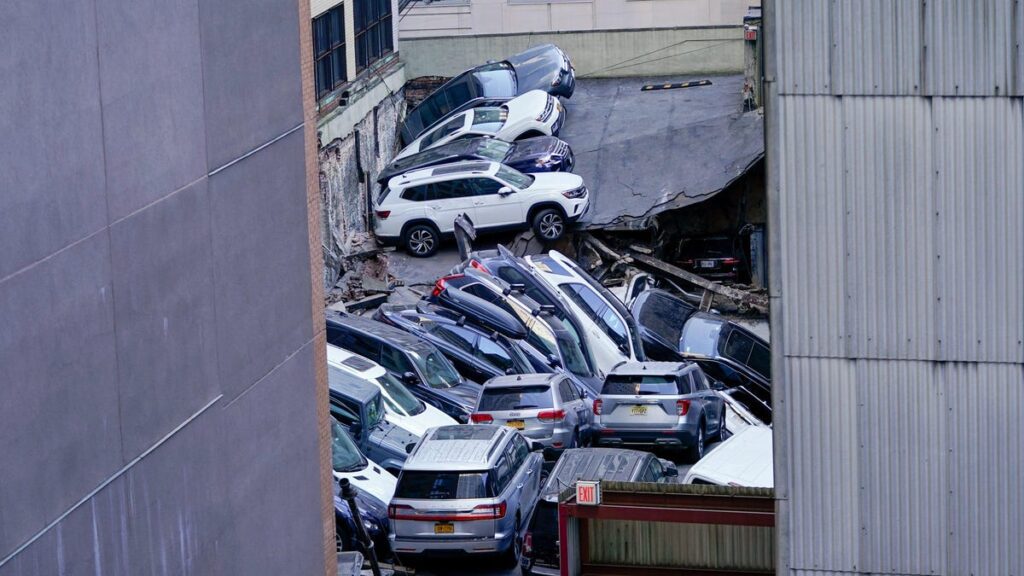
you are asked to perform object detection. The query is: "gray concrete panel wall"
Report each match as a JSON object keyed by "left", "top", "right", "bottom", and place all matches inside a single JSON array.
[
  {"left": 0, "top": 0, "right": 327, "bottom": 573},
  {"left": 399, "top": 27, "right": 745, "bottom": 80}
]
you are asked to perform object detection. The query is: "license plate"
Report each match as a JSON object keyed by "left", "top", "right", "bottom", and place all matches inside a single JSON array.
[
  {"left": 700, "top": 260, "right": 716, "bottom": 268},
  {"left": 434, "top": 523, "right": 454, "bottom": 534},
  {"left": 506, "top": 420, "right": 525, "bottom": 430},
  {"left": 630, "top": 405, "right": 648, "bottom": 416}
]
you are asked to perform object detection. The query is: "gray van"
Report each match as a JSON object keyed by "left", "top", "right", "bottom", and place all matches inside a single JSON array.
[
  {"left": 471, "top": 373, "right": 593, "bottom": 455},
  {"left": 593, "top": 362, "right": 726, "bottom": 462},
  {"left": 388, "top": 425, "right": 543, "bottom": 566}
]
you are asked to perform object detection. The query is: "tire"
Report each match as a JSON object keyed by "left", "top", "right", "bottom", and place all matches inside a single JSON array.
[
  {"left": 501, "top": 514, "right": 523, "bottom": 568},
  {"left": 684, "top": 419, "right": 706, "bottom": 463},
  {"left": 532, "top": 208, "right": 566, "bottom": 242},
  {"left": 403, "top": 223, "right": 440, "bottom": 257},
  {"left": 716, "top": 408, "right": 728, "bottom": 441},
  {"left": 569, "top": 427, "right": 579, "bottom": 449}
]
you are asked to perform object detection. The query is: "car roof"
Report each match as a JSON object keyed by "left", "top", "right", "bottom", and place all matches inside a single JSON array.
[
  {"left": 391, "top": 160, "right": 498, "bottom": 189},
  {"left": 482, "top": 373, "right": 560, "bottom": 389},
  {"left": 327, "top": 364, "right": 380, "bottom": 403},
  {"left": 403, "top": 425, "right": 510, "bottom": 471},
  {"left": 325, "top": 344, "right": 386, "bottom": 378},
  {"left": 682, "top": 426, "right": 774, "bottom": 487},
  {"left": 327, "top": 312, "right": 435, "bottom": 353},
  {"left": 541, "top": 448, "right": 651, "bottom": 500},
  {"left": 610, "top": 361, "right": 690, "bottom": 376}
]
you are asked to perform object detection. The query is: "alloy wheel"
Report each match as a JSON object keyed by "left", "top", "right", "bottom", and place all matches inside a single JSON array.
[
  {"left": 409, "top": 229, "right": 435, "bottom": 255},
  {"left": 538, "top": 213, "right": 564, "bottom": 239}
]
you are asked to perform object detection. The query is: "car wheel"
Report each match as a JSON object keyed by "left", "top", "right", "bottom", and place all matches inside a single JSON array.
[
  {"left": 502, "top": 515, "right": 523, "bottom": 568},
  {"left": 684, "top": 419, "right": 706, "bottom": 463},
  {"left": 532, "top": 208, "right": 566, "bottom": 242},
  {"left": 717, "top": 408, "right": 728, "bottom": 440},
  {"left": 404, "top": 223, "right": 439, "bottom": 257},
  {"left": 569, "top": 427, "right": 579, "bottom": 449}
]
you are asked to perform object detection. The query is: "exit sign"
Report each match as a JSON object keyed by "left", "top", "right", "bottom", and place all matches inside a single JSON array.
[{"left": 576, "top": 481, "right": 601, "bottom": 506}]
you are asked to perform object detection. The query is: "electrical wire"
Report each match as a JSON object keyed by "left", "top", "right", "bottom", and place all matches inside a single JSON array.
[{"left": 580, "top": 39, "right": 735, "bottom": 78}]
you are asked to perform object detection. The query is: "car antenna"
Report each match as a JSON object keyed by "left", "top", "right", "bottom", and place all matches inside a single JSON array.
[{"left": 457, "top": 315, "right": 466, "bottom": 326}]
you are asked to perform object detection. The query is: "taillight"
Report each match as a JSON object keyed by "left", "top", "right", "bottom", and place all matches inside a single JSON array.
[
  {"left": 681, "top": 259, "right": 695, "bottom": 265},
  {"left": 470, "top": 413, "right": 493, "bottom": 424},
  {"left": 537, "top": 409, "right": 566, "bottom": 422},
  {"left": 469, "top": 259, "right": 491, "bottom": 274},
  {"left": 524, "top": 532, "right": 534, "bottom": 555},
  {"left": 431, "top": 273, "right": 464, "bottom": 298},
  {"left": 473, "top": 502, "right": 507, "bottom": 519},
  {"left": 374, "top": 210, "right": 391, "bottom": 220},
  {"left": 722, "top": 258, "right": 740, "bottom": 265},
  {"left": 677, "top": 399, "right": 690, "bottom": 416},
  {"left": 388, "top": 504, "right": 412, "bottom": 519},
  {"left": 593, "top": 399, "right": 602, "bottom": 415}
]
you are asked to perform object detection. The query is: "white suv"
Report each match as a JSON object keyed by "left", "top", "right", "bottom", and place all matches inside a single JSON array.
[
  {"left": 393, "top": 90, "right": 564, "bottom": 161},
  {"left": 374, "top": 161, "right": 589, "bottom": 257}
]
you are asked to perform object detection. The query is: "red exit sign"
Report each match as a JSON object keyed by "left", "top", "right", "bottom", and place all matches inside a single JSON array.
[{"left": 576, "top": 481, "right": 601, "bottom": 506}]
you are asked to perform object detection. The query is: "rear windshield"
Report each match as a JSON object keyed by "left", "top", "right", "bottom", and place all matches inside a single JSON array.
[
  {"left": 396, "top": 471, "right": 493, "bottom": 499},
  {"left": 479, "top": 385, "right": 553, "bottom": 411},
  {"left": 602, "top": 375, "right": 683, "bottom": 396}
]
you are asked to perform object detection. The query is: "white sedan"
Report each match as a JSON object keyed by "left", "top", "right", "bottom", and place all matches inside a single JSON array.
[{"left": 393, "top": 89, "right": 564, "bottom": 161}]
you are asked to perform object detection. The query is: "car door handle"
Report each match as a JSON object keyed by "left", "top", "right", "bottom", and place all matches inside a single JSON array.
[
  {"left": 428, "top": 204, "right": 441, "bottom": 210},
  {"left": 526, "top": 468, "right": 534, "bottom": 475},
  {"left": 517, "top": 483, "right": 524, "bottom": 490},
  {"left": 473, "top": 201, "right": 484, "bottom": 206}
]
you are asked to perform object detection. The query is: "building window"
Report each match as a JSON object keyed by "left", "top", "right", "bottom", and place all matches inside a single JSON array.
[
  {"left": 313, "top": 6, "right": 347, "bottom": 100},
  {"left": 354, "top": 0, "right": 393, "bottom": 72}
]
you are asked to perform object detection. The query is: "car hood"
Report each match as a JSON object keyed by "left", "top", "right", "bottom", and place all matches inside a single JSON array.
[
  {"left": 333, "top": 458, "right": 398, "bottom": 505},
  {"left": 511, "top": 136, "right": 563, "bottom": 159},
  {"left": 389, "top": 402, "right": 458, "bottom": 437},
  {"left": 503, "top": 89, "right": 551, "bottom": 124},
  {"left": 333, "top": 487, "right": 390, "bottom": 528},
  {"left": 524, "top": 171, "right": 584, "bottom": 193},
  {"left": 371, "top": 421, "right": 420, "bottom": 460},
  {"left": 506, "top": 44, "right": 566, "bottom": 93},
  {"left": 437, "top": 380, "right": 483, "bottom": 409}
]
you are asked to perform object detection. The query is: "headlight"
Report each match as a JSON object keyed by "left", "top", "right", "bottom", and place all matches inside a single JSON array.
[{"left": 562, "top": 186, "right": 587, "bottom": 199}]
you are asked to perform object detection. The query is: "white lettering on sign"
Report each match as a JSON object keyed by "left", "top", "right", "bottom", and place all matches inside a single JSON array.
[{"left": 576, "top": 480, "right": 601, "bottom": 506}]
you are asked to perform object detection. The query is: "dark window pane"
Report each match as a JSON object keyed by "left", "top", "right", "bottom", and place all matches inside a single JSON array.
[
  {"left": 479, "top": 386, "right": 554, "bottom": 411},
  {"left": 332, "top": 49, "right": 347, "bottom": 86},
  {"left": 316, "top": 57, "right": 333, "bottom": 99},
  {"left": 724, "top": 331, "right": 754, "bottom": 365}
]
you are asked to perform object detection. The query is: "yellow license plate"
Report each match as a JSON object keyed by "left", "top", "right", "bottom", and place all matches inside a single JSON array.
[
  {"left": 434, "top": 523, "right": 454, "bottom": 534},
  {"left": 631, "top": 405, "right": 648, "bottom": 416},
  {"left": 506, "top": 420, "right": 525, "bottom": 430}
]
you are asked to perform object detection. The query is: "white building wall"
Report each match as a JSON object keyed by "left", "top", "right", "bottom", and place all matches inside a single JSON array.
[
  {"left": 767, "top": 1, "right": 1024, "bottom": 575},
  {"left": 399, "top": 0, "right": 757, "bottom": 38}
]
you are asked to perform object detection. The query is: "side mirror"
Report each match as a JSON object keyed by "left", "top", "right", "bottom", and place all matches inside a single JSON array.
[
  {"left": 527, "top": 439, "right": 545, "bottom": 452},
  {"left": 498, "top": 186, "right": 513, "bottom": 196},
  {"left": 547, "top": 354, "right": 562, "bottom": 368},
  {"left": 402, "top": 372, "right": 419, "bottom": 385},
  {"left": 405, "top": 442, "right": 416, "bottom": 454},
  {"left": 711, "top": 379, "right": 726, "bottom": 391},
  {"left": 578, "top": 386, "right": 588, "bottom": 399},
  {"left": 660, "top": 459, "right": 679, "bottom": 478},
  {"left": 505, "top": 367, "right": 517, "bottom": 375}
]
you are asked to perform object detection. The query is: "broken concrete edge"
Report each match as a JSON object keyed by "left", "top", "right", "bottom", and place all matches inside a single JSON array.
[{"left": 579, "top": 233, "right": 769, "bottom": 314}]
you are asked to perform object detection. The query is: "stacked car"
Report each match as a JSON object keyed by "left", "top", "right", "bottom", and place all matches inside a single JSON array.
[{"left": 378, "top": 45, "right": 588, "bottom": 257}]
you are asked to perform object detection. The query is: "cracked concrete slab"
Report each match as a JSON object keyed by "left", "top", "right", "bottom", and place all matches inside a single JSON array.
[{"left": 558, "top": 74, "right": 764, "bottom": 227}]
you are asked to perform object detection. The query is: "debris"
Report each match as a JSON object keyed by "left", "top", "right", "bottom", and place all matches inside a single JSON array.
[
  {"left": 628, "top": 243, "right": 654, "bottom": 255},
  {"left": 344, "top": 293, "right": 389, "bottom": 312},
  {"left": 629, "top": 252, "right": 769, "bottom": 314}
]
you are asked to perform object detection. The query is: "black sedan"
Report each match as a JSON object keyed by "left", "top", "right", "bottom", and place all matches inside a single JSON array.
[
  {"left": 400, "top": 44, "right": 575, "bottom": 145},
  {"left": 376, "top": 136, "right": 573, "bottom": 187}
]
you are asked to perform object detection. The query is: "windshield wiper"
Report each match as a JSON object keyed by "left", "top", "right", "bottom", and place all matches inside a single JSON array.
[{"left": 336, "top": 461, "right": 367, "bottom": 473}]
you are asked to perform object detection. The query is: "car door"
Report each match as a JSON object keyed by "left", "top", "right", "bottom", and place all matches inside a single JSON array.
[
  {"left": 512, "top": 434, "right": 541, "bottom": 509},
  {"left": 424, "top": 179, "right": 477, "bottom": 233},
  {"left": 468, "top": 176, "right": 525, "bottom": 229},
  {"left": 692, "top": 369, "right": 724, "bottom": 430},
  {"left": 558, "top": 377, "right": 588, "bottom": 437}
]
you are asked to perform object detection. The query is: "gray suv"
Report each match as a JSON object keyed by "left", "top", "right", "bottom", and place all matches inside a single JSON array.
[
  {"left": 471, "top": 373, "right": 592, "bottom": 456},
  {"left": 388, "top": 425, "right": 543, "bottom": 566},
  {"left": 592, "top": 362, "right": 726, "bottom": 462}
]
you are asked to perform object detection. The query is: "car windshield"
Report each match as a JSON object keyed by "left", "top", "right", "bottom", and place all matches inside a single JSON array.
[
  {"left": 330, "top": 420, "right": 367, "bottom": 472},
  {"left": 421, "top": 115, "right": 466, "bottom": 147},
  {"left": 373, "top": 371, "right": 425, "bottom": 416},
  {"left": 395, "top": 471, "right": 493, "bottom": 500},
  {"left": 680, "top": 316, "right": 723, "bottom": 357},
  {"left": 528, "top": 320, "right": 590, "bottom": 377},
  {"left": 479, "top": 385, "right": 553, "bottom": 411},
  {"left": 410, "top": 349, "right": 462, "bottom": 388},
  {"left": 602, "top": 375, "right": 681, "bottom": 396},
  {"left": 475, "top": 138, "right": 512, "bottom": 161},
  {"left": 496, "top": 165, "right": 534, "bottom": 189},
  {"left": 470, "top": 63, "right": 516, "bottom": 94}
]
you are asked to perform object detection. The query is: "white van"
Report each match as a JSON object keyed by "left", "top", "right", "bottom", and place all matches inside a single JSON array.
[
  {"left": 326, "top": 344, "right": 456, "bottom": 436},
  {"left": 682, "top": 426, "right": 773, "bottom": 487}
]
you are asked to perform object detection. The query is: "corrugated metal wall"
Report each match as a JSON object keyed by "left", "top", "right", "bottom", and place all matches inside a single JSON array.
[
  {"left": 587, "top": 521, "right": 775, "bottom": 571},
  {"left": 767, "top": 1, "right": 1024, "bottom": 575}
]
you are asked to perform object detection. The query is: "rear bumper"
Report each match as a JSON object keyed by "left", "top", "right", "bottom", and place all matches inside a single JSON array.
[
  {"left": 593, "top": 426, "right": 697, "bottom": 449},
  {"left": 375, "top": 233, "right": 402, "bottom": 247},
  {"left": 390, "top": 531, "right": 513, "bottom": 557}
]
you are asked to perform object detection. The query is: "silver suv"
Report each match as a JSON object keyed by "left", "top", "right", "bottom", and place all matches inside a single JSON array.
[
  {"left": 471, "top": 373, "right": 593, "bottom": 455},
  {"left": 593, "top": 362, "right": 727, "bottom": 462},
  {"left": 388, "top": 425, "right": 543, "bottom": 566}
]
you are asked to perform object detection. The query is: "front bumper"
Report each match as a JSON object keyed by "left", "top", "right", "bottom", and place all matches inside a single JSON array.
[{"left": 567, "top": 197, "right": 591, "bottom": 223}]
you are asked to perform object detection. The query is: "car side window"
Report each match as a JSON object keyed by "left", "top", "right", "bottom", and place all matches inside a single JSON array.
[
  {"left": 693, "top": 370, "right": 709, "bottom": 391},
  {"left": 400, "top": 185, "right": 429, "bottom": 202},
  {"left": 432, "top": 324, "right": 477, "bottom": 354},
  {"left": 724, "top": 331, "right": 755, "bottom": 365},
  {"left": 558, "top": 378, "right": 576, "bottom": 402},
  {"left": 379, "top": 344, "right": 415, "bottom": 375},
  {"left": 431, "top": 179, "right": 474, "bottom": 201},
  {"left": 330, "top": 398, "right": 361, "bottom": 428},
  {"left": 677, "top": 373, "right": 693, "bottom": 395},
  {"left": 421, "top": 116, "right": 463, "bottom": 147},
  {"left": 444, "top": 81, "right": 472, "bottom": 109},
  {"left": 562, "top": 283, "right": 629, "bottom": 349},
  {"left": 512, "top": 434, "right": 529, "bottom": 468},
  {"left": 327, "top": 328, "right": 380, "bottom": 362},
  {"left": 748, "top": 342, "right": 771, "bottom": 379},
  {"left": 493, "top": 455, "right": 513, "bottom": 494},
  {"left": 469, "top": 177, "right": 504, "bottom": 196}
]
